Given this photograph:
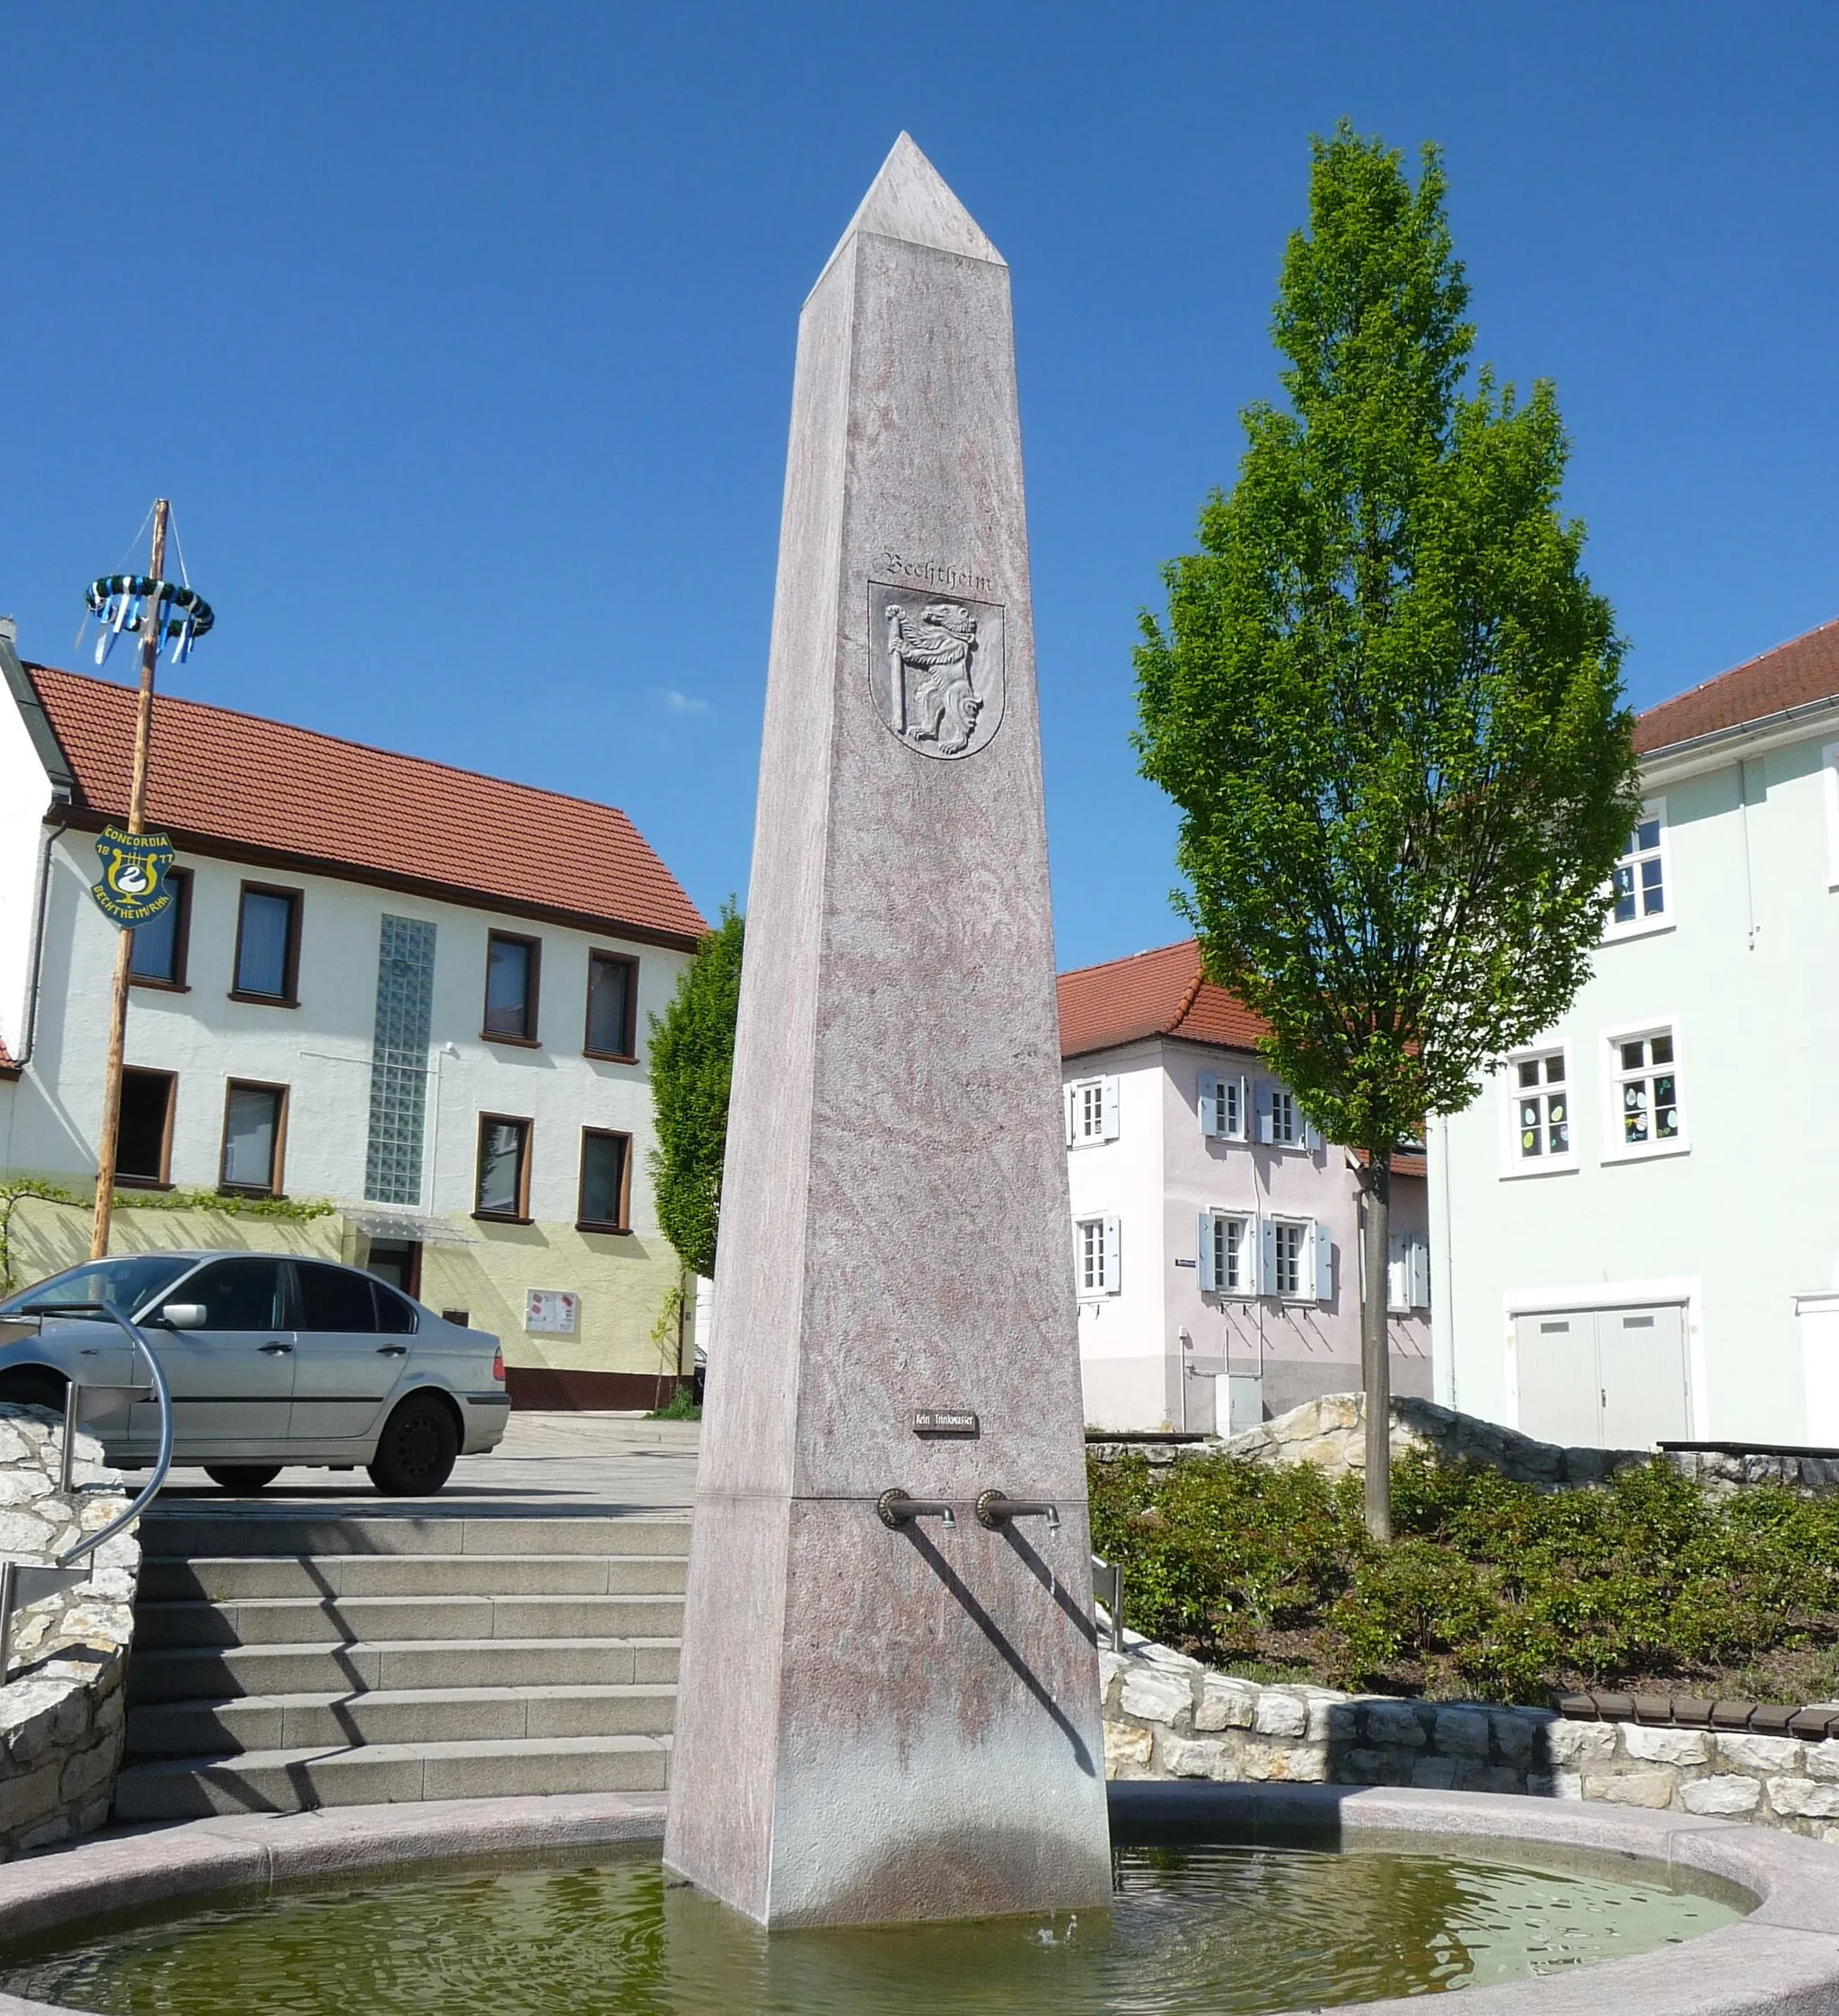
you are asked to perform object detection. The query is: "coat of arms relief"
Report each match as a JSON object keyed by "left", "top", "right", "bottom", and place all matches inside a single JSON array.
[{"left": 871, "top": 585, "right": 1006, "bottom": 760}]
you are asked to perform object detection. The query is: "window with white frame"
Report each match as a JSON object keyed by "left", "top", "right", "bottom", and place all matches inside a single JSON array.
[
  {"left": 1198, "top": 1070, "right": 1247, "bottom": 1140},
  {"left": 1270, "top": 1087, "right": 1298, "bottom": 1145},
  {"left": 1386, "top": 1234, "right": 1431, "bottom": 1311},
  {"left": 1514, "top": 1049, "right": 1570, "bottom": 1161},
  {"left": 1074, "top": 1215, "right": 1121, "bottom": 1296},
  {"left": 1271, "top": 1219, "right": 1307, "bottom": 1297},
  {"left": 1609, "top": 808, "right": 1667, "bottom": 929},
  {"left": 1615, "top": 1029, "right": 1681, "bottom": 1150},
  {"left": 1064, "top": 1075, "right": 1120, "bottom": 1147},
  {"left": 1197, "top": 1210, "right": 1253, "bottom": 1293}
]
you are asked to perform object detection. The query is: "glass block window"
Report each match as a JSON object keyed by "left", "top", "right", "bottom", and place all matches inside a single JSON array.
[
  {"left": 1617, "top": 1031, "right": 1680, "bottom": 1149},
  {"left": 365, "top": 915, "right": 437, "bottom": 1206},
  {"left": 1516, "top": 1051, "right": 1570, "bottom": 1158},
  {"left": 1613, "top": 814, "right": 1666, "bottom": 926}
]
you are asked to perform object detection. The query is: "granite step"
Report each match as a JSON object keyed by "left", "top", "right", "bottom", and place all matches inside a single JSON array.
[
  {"left": 137, "top": 1514, "right": 692, "bottom": 1561},
  {"left": 126, "top": 1634, "right": 681, "bottom": 1703},
  {"left": 127, "top": 1683, "right": 679, "bottom": 1756},
  {"left": 140, "top": 1553, "right": 689, "bottom": 1602},
  {"left": 133, "top": 1591, "right": 686, "bottom": 1651},
  {"left": 113, "top": 1734, "right": 671, "bottom": 1821}
]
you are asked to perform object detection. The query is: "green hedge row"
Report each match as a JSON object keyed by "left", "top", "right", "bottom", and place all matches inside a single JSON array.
[{"left": 1087, "top": 1448, "right": 1839, "bottom": 1705}]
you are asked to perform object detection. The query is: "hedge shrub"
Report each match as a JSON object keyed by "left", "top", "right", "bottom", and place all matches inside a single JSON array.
[{"left": 1088, "top": 1448, "right": 1839, "bottom": 1704}]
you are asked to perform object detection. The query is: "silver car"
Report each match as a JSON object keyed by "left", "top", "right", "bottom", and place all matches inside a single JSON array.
[{"left": 0, "top": 1252, "right": 510, "bottom": 1495}]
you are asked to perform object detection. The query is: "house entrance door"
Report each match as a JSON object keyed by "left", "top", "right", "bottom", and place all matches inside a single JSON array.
[{"left": 1514, "top": 1303, "right": 1689, "bottom": 1449}]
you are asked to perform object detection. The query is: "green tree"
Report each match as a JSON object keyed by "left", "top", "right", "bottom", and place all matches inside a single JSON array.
[
  {"left": 1135, "top": 125, "right": 1640, "bottom": 1540},
  {"left": 647, "top": 902, "right": 744, "bottom": 1283}
]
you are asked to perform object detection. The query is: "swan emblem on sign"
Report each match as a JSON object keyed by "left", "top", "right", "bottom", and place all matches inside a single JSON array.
[{"left": 89, "top": 826, "right": 176, "bottom": 929}]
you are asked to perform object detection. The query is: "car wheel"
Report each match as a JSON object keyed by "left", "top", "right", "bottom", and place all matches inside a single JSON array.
[
  {"left": 204, "top": 1465, "right": 282, "bottom": 1494},
  {"left": 366, "top": 1394, "right": 459, "bottom": 1497}
]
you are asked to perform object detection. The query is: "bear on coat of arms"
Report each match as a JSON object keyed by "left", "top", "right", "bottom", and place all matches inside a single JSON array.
[{"left": 884, "top": 601, "right": 981, "bottom": 755}]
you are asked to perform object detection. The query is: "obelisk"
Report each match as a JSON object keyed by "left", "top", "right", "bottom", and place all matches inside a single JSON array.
[{"left": 664, "top": 135, "right": 1112, "bottom": 1929}]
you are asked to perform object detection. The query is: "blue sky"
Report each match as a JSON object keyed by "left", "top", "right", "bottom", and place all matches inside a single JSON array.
[{"left": 3, "top": 4, "right": 1835, "bottom": 971}]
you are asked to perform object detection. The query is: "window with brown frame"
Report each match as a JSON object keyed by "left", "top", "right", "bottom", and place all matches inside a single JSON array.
[
  {"left": 583, "top": 951, "right": 638, "bottom": 1061},
  {"left": 231, "top": 884, "right": 303, "bottom": 1004},
  {"left": 474, "top": 1114, "right": 532, "bottom": 1220},
  {"left": 220, "top": 1080, "right": 288, "bottom": 1196},
  {"left": 576, "top": 1128, "right": 631, "bottom": 1231},
  {"left": 115, "top": 1069, "right": 177, "bottom": 1186},
  {"left": 482, "top": 932, "right": 541, "bottom": 1043},
  {"left": 128, "top": 867, "right": 192, "bottom": 990}
]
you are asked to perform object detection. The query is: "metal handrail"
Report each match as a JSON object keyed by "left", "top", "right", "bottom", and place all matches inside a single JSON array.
[
  {"left": 1091, "top": 1552, "right": 1124, "bottom": 1653},
  {"left": 21, "top": 1301, "right": 175, "bottom": 1567}
]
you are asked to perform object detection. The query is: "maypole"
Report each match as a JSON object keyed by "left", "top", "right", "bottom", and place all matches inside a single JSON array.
[{"left": 83, "top": 502, "right": 214, "bottom": 1257}]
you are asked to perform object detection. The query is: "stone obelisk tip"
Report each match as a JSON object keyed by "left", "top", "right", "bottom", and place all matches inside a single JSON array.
[{"left": 819, "top": 132, "right": 1006, "bottom": 280}]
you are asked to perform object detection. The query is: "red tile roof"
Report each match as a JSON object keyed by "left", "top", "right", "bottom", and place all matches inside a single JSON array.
[
  {"left": 1636, "top": 617, "right": 1839, "bottom": 754},
  {"left": 24, "top": 664, "right": 708, "bottom": 948},
  {"left": 1059, "top": 939, "right": 1270, "bottom": 1060}
]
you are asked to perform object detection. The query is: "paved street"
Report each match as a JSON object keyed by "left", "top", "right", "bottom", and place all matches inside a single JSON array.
[{"left": 133, "top": 1412, "right": 701, "bottom": 1519}]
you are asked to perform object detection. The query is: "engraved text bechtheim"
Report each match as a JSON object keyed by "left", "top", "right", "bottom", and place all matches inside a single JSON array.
[{"left": 869, "top": 583, "right": 1006, "bottom": 761}]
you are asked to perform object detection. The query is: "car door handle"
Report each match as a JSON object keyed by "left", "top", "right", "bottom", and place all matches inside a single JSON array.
[
  {"left": 260, "top": 1342, "right": 294, "bottom": 1355},
  {"left": 375, "top": 1344, "right": 409, "bottom": 1357}
]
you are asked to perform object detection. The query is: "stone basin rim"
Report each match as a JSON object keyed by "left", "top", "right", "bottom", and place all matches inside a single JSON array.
[{"left": 0, "top": 1785, "right": 1835, "bottom": 2016}]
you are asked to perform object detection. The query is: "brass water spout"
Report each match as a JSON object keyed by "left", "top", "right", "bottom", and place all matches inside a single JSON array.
[
  {"left": 877, "top": 1489, "right": 955, "bottom": 1529},
  {"left": 975, "top": 1490, "right": 1060, "bottom": 1531}
]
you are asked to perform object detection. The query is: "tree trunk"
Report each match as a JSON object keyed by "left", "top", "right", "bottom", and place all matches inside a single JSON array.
[{"left": 1360, "top": 1152, "right": 1394, "bottom": 1543}]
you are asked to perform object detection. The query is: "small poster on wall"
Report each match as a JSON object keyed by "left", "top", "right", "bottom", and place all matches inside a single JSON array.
[{"left": 524, "top": 1290, "right": 578, "bottom": 1335}]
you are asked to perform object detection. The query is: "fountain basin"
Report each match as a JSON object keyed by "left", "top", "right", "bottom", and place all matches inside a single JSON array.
[{"left": 0, "top": 1785, "right": 1834, "bottom": 2014}]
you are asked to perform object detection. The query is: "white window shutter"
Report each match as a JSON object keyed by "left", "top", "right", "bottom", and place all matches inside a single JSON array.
[
  {"left": 1196, "top": 1211, "right": 1217, "bottom": 1290},
  {"left": 1258, "top": 1215, "right": 1276, "bottom": 1296},
  {"left": 1312, "top": 1222, "right": 1334, "bottom": 1302},
  {"left": 1409, "top": 1237, "right": 1431, "bottom": 1310},
  {"left": 1231, "top": 1074, "right": 1248, "bottom": 1139},
  {"left": 1101, "top": 1077, "right": 1121, "bottom": 1141},
  {"left": 1303, "top": 1112, "right": 1324, "bottom": 1153},
  {"left": 1386, "top": 1233, "right": 1408, "bottom": 1313},
  {"left": 1198, "top": 1072, "right": 1222, "bottom": 1138},
  {"left": 1254, "top": 1080, "right": 1273, "bottom": 1143},
  {"left": 1062, "top": 1085, "right": 1078, "bottom": 1147},
  {"left": 1102, "top": 1216, "right": 1122, "bottom": 1293}
]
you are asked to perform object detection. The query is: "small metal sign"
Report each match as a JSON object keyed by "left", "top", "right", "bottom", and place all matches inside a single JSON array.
[
  {"left": 1174, "top": 1257, "right": 1196, "bottom": 1269},
  {"left": 912, "top": 1408, "right": 979, "bottom": 1438},
  {"left": 88, "top": 825, "right": 175, "bottom": 929},
  {"left": 524, "top": 1290, "right": 578, "bottom": 1335}
]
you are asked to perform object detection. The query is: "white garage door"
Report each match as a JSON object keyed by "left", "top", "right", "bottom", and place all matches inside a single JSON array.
[{"left": 1514, "top": 1304, "right": 1690, "bottom": 1449}]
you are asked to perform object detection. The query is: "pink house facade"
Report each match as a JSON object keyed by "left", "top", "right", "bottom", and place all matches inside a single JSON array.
[{"left": 1061, "top": 942, "right": 1432, "bottom": 1434}]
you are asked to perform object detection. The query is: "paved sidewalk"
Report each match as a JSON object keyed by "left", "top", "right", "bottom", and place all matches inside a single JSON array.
[{"left": 132, "top": 1412, "right": 701, "bottom": 1519}]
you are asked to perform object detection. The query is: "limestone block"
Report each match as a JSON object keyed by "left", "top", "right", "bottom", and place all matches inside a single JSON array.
[
  {"left": 1456, "top": 1763, "right": 1526, "bottom": 1795},
  {"left": 1682, "top": 1774, "right": 1764, "bottom": 1815},
  {"left": 1316, "top": 1395, "right": 1360, "bottom": 1431},
  {"left": 1253, "top": 1691, "right": 1309, "bottom": 1739},
  {"left": 1623, "top": 1725, "right": 1710, "bottom": 1766},
  {"left": 1489, "top": 1710, "right": 1544, "bottom": 1766},
  {"left": 1585, "top": 1769, "right": 1678, "bottom": 1809},
  {"left": 0, "top": 1426, "right": 27, "bottom": 1465},
  {"left": 14, "top": 1813, "right": 70, "bottom": 1853},
  {"left": 1104, "top": 1723, "right": 1153, "bottom": 1777},
  {"left": 1162, "top": 1736, "right": 1227, "bottom": 1780},
  {"left": 1410, "top": 1756, "right": 1462, "bottom": 1791},
  {"left": 1526, "top": 1772, "right": 1583, "bottom": 1800},
  {"left": 1715, "top": 1733, "right": 1804, "bottom": 1774},
  {"left": 1544, "top": 1720, "right": 1618, "bottom": 1766},
  {"left": 1341, "top": 1746, "right": 1417, "bottom": 1785},
  {"left": 1433, "top": 1707, "right": 1490, "bottom": 1757},
  {"left": 1120, "top": 1665, "right": 1193, "bottom": 1726},
  {"left": 1768, "top": 1778, "right": 1839, "bottom": 1819},
  {"left": 59, "top": 1738, "right": 116, "bottom": 1802},
  {"left": 1804, "top": 1740, "right": 1839, "bottom": 1783},
  {"left": 1241, "top": 1741, "right": 1327, "bottom": 1783},
  {"left": 0, "top": 1762, "right": 61, "bottom": 1831},
  {"left": 0, "top": 1510, "right": 53, "bottom": 1555},
  {"left": 1194, "top": 1677, "right": 1258, "bottom": 1731},
  {"left": 1364, "top": 1700, "right": 1428, "bottom": 1747},
  {"left": 1302, "top": 1691, "right": 1354, "bottom": 1742},
  {"left": 1096, "top": 1651, "right": 1128, "bottom": 1710}
]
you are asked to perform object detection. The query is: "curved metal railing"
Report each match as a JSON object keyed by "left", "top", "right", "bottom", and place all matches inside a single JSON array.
[{"left": 30, "top": 1301, "right": 175, "bottom": 1567}]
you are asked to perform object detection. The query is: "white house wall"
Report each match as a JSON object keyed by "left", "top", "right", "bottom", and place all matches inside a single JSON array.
[
  {"left": 0, "top": 675, "right": 56, "bottom": 1062},
  {"left": 1066, "top": 1035, "right": 1431, "bottom": 1433},
  {"left": 1430, "top": 726, "right": 1839, "bottom": 1444}
]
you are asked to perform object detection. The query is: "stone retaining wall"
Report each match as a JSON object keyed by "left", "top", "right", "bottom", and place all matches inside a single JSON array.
[
  {"left": 0, "top": 1406, "right": 137, "bottom": 1860},
  {"left": 1102, "top": 1634, "right": 1839, "bottom": 1841}
]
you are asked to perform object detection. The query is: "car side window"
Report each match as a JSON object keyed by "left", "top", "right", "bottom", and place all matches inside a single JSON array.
[
  {"left": 374, "top": 1284, "right": 417, "bottom": 1334},
  {"left": 296, "top": 1263, "right": 378, "bottom": 1334},
  {"left": 187, "top": 1259, "right": 286, "bottom": 1331}
]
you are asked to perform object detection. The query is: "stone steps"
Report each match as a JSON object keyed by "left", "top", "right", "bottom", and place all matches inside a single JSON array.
[
  {"left": 116, "top": 1505, "right": 688, "bottom": 1819},
  {"left": 113, "top": 1735, "right": 670, "bottom": 1821}
]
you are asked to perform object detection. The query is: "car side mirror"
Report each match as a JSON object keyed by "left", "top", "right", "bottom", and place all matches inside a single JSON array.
[{"left": 157, "top": 1303, "right": 207, "bottom": 1330}]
